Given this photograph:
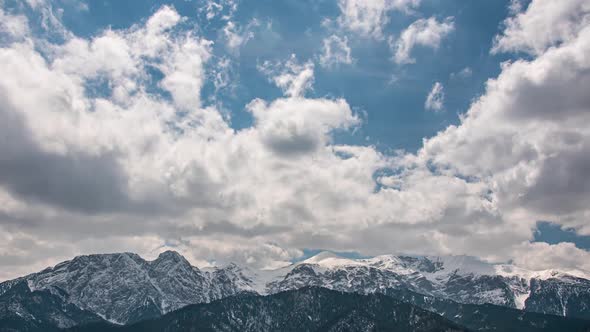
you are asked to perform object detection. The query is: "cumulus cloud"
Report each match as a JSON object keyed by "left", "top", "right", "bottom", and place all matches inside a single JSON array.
[
  {"left": 401, "top": 0, "right": 590, "bottom": 261},
  {"left": 248, "top": 98, "right": 359, "bottom": 157},
  {"left": 319, "top": 35, "right": 353, "bottom": 68},
  {"left": 0, "top": 5, "right": 368, "bottom": 278},
  {"left": 255, "top": 55, "right": 359, "bottom": 156},
  {"left": 493, "top": 0, "right": 590, "bottom": 55},
  {"left": 1, "top": 0, "right": 589, "bottom": 281},
  {"left": 514, "top": 242, "right": 590, "bottom": 273},
  {"left": 159, "top": 37, "right": 212, "bottom": 110},
  {"left": 391, "top": 17, "right": 454, "bottom": 64},
  {"left": 337, "top": 0, "right": 421, "bottom": 38},
  {"left": 425, "top": 82, "right": 444, "bottom": 112}
]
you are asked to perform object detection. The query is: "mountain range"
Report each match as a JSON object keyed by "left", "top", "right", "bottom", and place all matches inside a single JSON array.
[
  {"left": 68, "top": 288, "right": 470, "bottom": 332},
  {"left": 1, "top": 250, "right": 589, "bottom": 331}
]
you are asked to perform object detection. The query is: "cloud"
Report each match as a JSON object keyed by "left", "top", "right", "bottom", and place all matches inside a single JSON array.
[
  {"left": 200, "top": 0, "right": 238, "bottom": 21},
  {"left": 0, "top": 0, "right": 589, "bottom": 280},
  {"left": 493, "top": 0, "right": 590, "bottom": 55},
  {"left": 336, "top": 0, "right": 421, "bottom": 38},
  {"left": 0, "top": 6, "right": 221, "bottom": 215},
  {"left": 514, "top": 242, "right": 590, "bottom": 273},
  {"left": 159, "top": 37, "right": 212, "bottom": 110},
  {"left": 319, "top": 35, "right": 353, "bottom": 68},
  {"left": 450, "top": 67, "right": 472, "bottom": 80},
  {"left": 258, "top": 55, "right": 315, "bottom": 97},
  {"left": 255, "top": 55, "right": 359, "bottom": 156},
  {"left": 22, "top": 0, "right": 74, "bottom": 39},
  {"left": 0, "top": 5, "right": 370, "bottom": 277},
  {"left": 425, "top": 82, "right": 444, "bottom": 112},
  {"left": 0, "top": 8, "right": 29, "bottom": 40},
  {"left": 391, "top": 17, "right": 454, "bottom": 64},
  {"left": 407, "top": 0, "right": 590, "bottom": 252},
  {"left": 222, "top": 19, "right": 259, "bottom": 53},
  {"left": 248, "top": 97, "right": 359, "bottom": 157}
]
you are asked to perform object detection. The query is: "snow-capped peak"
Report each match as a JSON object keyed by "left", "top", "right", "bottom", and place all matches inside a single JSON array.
[
  {"left": 495, "top": 264, "right": 590, "bottom": 281},
  {"left": 299, "top": 252, "right": 497, "bottom": 277},
  {"left": 426, "top": 255, "right": 496, "bottom": 276},
  {"left": 300, "top": 251, "right": 363, "bottom": 268}
]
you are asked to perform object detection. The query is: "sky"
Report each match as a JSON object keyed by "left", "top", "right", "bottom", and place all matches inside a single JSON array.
[{"left": 0, "top": 0, "right": 589, "bottom": 280}]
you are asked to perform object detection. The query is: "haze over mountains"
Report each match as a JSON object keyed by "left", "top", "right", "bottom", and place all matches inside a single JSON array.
[{"left": 1, "top": 251, "right": 589, "bottom": 331}]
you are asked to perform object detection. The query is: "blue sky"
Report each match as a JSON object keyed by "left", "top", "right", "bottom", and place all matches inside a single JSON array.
[
  {"left": 534, "top": 222, "right": 590, "bottom": 251},
  {"left": 0, "top": 0, "right": 589, "bottom": 278}
]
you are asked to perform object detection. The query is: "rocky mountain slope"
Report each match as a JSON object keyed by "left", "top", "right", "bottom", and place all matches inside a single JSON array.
[
  {"left": 384, "top": 287, "right": 590, "bottom": 332},
  {"left": 0, "top": 280, "right": 102, "bottom": 331},
  {"left": 259, "top": 251, "right": 590, "bottom": 319},
  {"left": 1, "top": 250, "right": 589, "bottom": 328},
  {"left": 68, "top": 287, "right": 470, "bottom": 332},
  {"left": 0, "top": 251, "right": 254, "bottom": 325}
]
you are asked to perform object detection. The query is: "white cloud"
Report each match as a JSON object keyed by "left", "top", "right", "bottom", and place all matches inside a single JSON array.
[
  {"left": 135, "top": 5, "right": 183, "bottom": 57},
  {"left": 52, "top": 31, "right": 137, "bottom": 82},
  {"left": 258, "top": 55, "right": 315, "bottom": 98},
  {"left": 0, "top": 5, "right": 370, "bottom": 278},
  {"left": 248, "top": 97, "right": 359, "bottom": 157},
  {"left": 210, "top": 56, "right": 234, "bottom": 93},
  {"left": 319, "top": 35, "right": 353, "bottom": 68},
  {"left": 392, "top": 17, "right": 454, "bottom": 64},
  {"left": 395, "top": 0, "right": 590, "bottom": 267},
  {"left": 159, "top": 37, "right": 212, "bottom": 110},
  {"left": 337, "top": 0, "right": 421, "bottom": 38},
  {"left": 514, "top": 242, "right": 590, "bottom": 273},
  {"left": 425, "top": 82, "right": 444, "bottom": 112},
  {"left": 450, "top": 67, "right": 472, "bottom": 79},
  {"left": 1, "top": 0, "right": 589, "bottom": 280},
  {"left": 23, "top": 0, "right": 72, "bottom": 39},
  {"left": 0, "top": 8, "right": 29, "bottom": 40},
  {"left": 493, "top": 0, "right": 590, "bottom": 55},
  {"left": 50, "top": 5, "right": 209, "bottom": 111},
  {"left": 201, "top": 0, "right": 238, "bottom": 21},
  {"left": 508, "top": 0, "right": 525, "bottom": 14},
  {"left": 222, "top": 19, "right": 258, "bottom": 52}
]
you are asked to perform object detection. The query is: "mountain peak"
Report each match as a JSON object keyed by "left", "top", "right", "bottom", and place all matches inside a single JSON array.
[
  {"left": 303, "top": 250, "right": 341, "bottom": 261},
  {"left": 301, "top": 251, "right": 362, "bottom": 268},
  {"left": 155, "top": 250, "right": 184, "bottom": 261},
  {"left": 151, "top": 250, "right": 193, "bottom": 270}
]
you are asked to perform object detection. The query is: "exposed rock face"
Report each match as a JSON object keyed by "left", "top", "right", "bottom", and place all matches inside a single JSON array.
[{"left": 0, "top": 251, "right": 254, "bottom": 325}]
